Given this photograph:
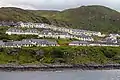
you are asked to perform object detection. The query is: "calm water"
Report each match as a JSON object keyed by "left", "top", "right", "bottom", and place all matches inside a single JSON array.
[{"left": 0, "top": 70, "right": 120, "bottom": 80}]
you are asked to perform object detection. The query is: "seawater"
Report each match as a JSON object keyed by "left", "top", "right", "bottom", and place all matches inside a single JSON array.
[{"left": 0, "top": 70, "right": 120, "bottom": 80}]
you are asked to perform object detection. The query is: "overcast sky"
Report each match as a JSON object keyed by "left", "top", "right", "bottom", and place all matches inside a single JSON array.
[{"left": 0, "top": 0, "right": 120, "bottom": 11}]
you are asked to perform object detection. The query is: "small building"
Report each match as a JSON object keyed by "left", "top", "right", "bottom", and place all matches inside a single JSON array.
[
  {"left": 47, "top": 41, "right": 59, "bottom": 46},
  {"left": 0, "top": 40, "right": 5, "bottom": 47},
  {"left": 39, "top": 30, "right": 55, "bottom": 38},
  {"left": 38, "top": 30, "right": 73, "bottom": 39},
  {"left": 104, "top": 37, "right": 118, "bottom": 44},
  {"left": 22, "top": 39, "right": 59, "bottom": 47},
  {"left": 69, "top": 41, "right": 89, "bottom": 46},
  {"left": 74, "top": 35, "right": 94, "bottom": 41},
  {"left": 6, "top": 28, "right": 40, "bottom": 35},
  {"left": 6, "top": 28, "right": 24, "bottom": 35},
  {"left": 24, "top": 29, "right": 39, "bottom": 35}
]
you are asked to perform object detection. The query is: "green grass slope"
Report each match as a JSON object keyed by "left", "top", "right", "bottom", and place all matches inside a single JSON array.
[
  {"left": 1, "top": 5, "right": 120, "bottom": 33},
  {"left": 36, "top": 5, "right": 120, "bottom": 33},
  {"left": 29, "top": 10, "right": 59, "bottom": 19},
  {"left": 0, "top": 7, "right": 71, "bottom": 27},
  {"left": 0, "top": 7, "right": 52, "bottom": 23}
]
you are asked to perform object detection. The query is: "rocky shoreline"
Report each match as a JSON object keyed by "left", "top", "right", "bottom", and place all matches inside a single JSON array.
[{"left": 0, "top": 64, "right": 120, "bottom": 71}]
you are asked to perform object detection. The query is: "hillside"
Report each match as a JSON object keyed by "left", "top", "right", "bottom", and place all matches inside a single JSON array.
[
  {"left": 29, "top": 10, "right": 59, "bottom": 19},
  {"left": 0, "top": 7, "right": 70, "bottom": 27},
  {"left": 0, "top": 7, "right": 48, "bottom": 23},
  {"left": 0, "top": 6, "right": 120, "bottom": 33},
  {"left": 34, "top": 5, "right": 120, "bottom": 33}
]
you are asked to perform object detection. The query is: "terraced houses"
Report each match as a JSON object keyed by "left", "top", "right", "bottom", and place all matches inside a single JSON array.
[{"left": 1, "top": 21, "right": 120, "bottom": 47}]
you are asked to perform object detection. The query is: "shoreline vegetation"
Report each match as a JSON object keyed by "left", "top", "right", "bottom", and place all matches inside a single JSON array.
[{"left": 0, "top": 46, "right": 120, "bottom": 71}]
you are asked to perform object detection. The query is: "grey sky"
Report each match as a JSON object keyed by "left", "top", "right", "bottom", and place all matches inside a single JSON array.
[{"left": 0, "top": 0, "right": 120, "bottom": 11}]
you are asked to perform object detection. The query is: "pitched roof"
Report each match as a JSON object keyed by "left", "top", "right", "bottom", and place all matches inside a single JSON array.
[
  {"left": 70, "top": 41, "right": 89, "bottom": 44},
  {"left": 25, "top": 29, "right": 39, "bottom": 33},
  {"left": 7, "top": 28, "right": 24, "bottom": 32}
]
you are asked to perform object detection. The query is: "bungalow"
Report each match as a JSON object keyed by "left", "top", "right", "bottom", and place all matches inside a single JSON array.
[
  {"left": 16, "top": 22, "right": 50, "bottom": 29},
  {"left": 17, "top": 22, "right": 35, "bottom": 28},
  {"left": 69, "top": 41, "right": 120, "bottom": 47},
  {"left": 104, "top": 37, "right": 118, "bottom": 43},
  {"left": 6, "top": 28, "right": 40, "bottom": 35},
  {"left": 118, "top": 39, "right": 120, "bottom": 43},
  {"left": 38, "top": 30, "right": 73, "bottom": 39},
  {"left": 0, "top": 40, "right": 5, "bottom": 47},
  {"left": 20, "top": 40, "right": 33, "bottom": 47},
  {"left": 34, "top": 23, "right": 46, "bottom": 28},
  {"left": 69, "top": 41, "right": 89, "bottom": 46},
  {"left": 109, "top": 34, "right": 120, "bottom": 37},
  {"left": 74, "top": 35, "right": 94, "bottom": 41},
  {"left": 91, "top": 31, "right": 102, "bottom": 37},
  {"left": 30, "top": 39, "right": 59, "bottom": 47},
  {"left": 4, "top": 42, "right": 15, "bottom": 48},
  {"left": 89, "top": 42, "right": 119, "bottom": 47},
  {"left": 0, "top": 21, "right": 17, "bottom": 27},
  {"left": 6, "top": 28, "right": 24, "bottom": 35},
  {"left": 3, "top": 40, "right": 33, "bottom": 48},
  {"left": 39, "top": 30, "right": 55, "bottom": 38},
  {"left": 57, "top": 32, "right": 73, "bottom": 39},
  {"left": 22, "top": 39, "right": 59, "bottom": 47},
  {"left": 13, "top": 41, "right": 23, "bottom": 48},
  {"left": 0, "top": 39, "right": 59, "bottom": 48},
  {"left": 24, "top": 29, "right": 39, "bottom": 35},
  {"left": 47, "top": 41, "right": 59, "bottom": 46}
]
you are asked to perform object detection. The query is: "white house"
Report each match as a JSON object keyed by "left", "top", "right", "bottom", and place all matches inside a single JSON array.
[
  {"left": 74, "top": 35, "right": 94, "bottom": 41},
  {"left": 38, "top": 30, "right": 73, "bottom": 39},
  {"left": 69, "top": 41, "right": 90, "bottom": 46},
  {"left": 6, "top": 28, "right": 40, "bottom": 35},
  {"left": 24, "top": 29, "right": 39, "bottom": 35},
  {"left": 69, "top": 41, "right": 120, "bottom": 47},
  {"left": 6, "top": 28, "right": 24, "bottom": 35}
]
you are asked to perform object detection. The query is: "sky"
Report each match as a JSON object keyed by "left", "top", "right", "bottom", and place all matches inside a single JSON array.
[{"left": 0, "top": 0, "right": 120, "bottom": 11}]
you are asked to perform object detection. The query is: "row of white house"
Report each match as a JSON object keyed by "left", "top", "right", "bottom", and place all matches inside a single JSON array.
[
  {"left": 0, "top": 39, "right": 119, "bottom": 48},
  {"left": 5, "top": 28, "right": 120, "bottom": 43},
  {"left": 6, "top": 28, "right": 94, "bottom": 41},
  {"left": 0, "top": 39, "right": 59, "bottom": 48},
  {"left": 15, "top": 22, "right": 105, "bottom": 37},
  {"left": 38, "top": 30, "right": 94, "bottom": 41},
  {"left": 6, "top": 28, "right": 39, "bottom": 35},
  {"left": 69, "top": 41, "right": 120, "bottom": 47}
]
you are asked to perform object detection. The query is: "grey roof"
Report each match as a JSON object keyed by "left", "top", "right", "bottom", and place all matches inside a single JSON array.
[
  {"left": 104, "top": 37, "right": 117, "bottom": 43},
  {"left": 0, "top": 40, "right": 5, "bottom": 46},
  {"left": 91, "top": 41, "right": 119, "bottom": 45},
  {"left": 25, "top": 29, "right": 39, "bottom": 33},
  {"left": 4, "top": 42, "right": 14, "bottom": 46},
  {"left": 22, "top": 22, "right": 33, "bottom": 25},
  {"left": 47, "top": 41, "right": 58, "bottom": 45},
  {"left": 21, "top": 41, "right": 32, "bottom": 45},
  {"left": 40, "top": 30, "right": 71, "bottom": 36},
  {"left": 70, "top": 41, "right": 89, "bottom": 44},
  {"left": 37, "top": 41, "right": 48, "bottom": 45},
  {"left": 22, "top": 39, "right": 54, "bottom": 45},
  {"left": 0, "top": 21, "right": 17, "bottom": 26},
  {"left": 118, "top": 39, "right": 120, "bottom": 43},
  {"left": 58, "top": 32, "right": 70, "bottom": 35},
  {"left": 76, "top": 34, "right": 92, "bottom": 38},
  {"left": 7, "top": 28, "right": 24, "bottom": 32},
  {"left": 31, "top": 39, "right": 48, "bottom": 42},
  {"left": 29, "top": 39, "right": 58, "bottom": 45},
  {"left": 22, "top": 39, "right": 32, "bottom": 43},
  {"left": 40, "top": 30, "right": 55, "bottom": 35}
]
